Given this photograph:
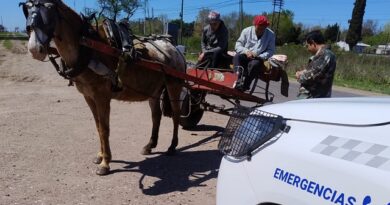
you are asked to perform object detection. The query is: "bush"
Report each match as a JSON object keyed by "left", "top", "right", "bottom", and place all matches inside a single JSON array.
[{"left": 183, "top": 36, "right": 201, "bottom": 54}]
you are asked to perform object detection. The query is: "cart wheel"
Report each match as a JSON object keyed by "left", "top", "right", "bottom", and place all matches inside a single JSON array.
[
  {"left": 180, "top": 91, "right": 205, "bottom": 129},
  {"left": 180, "top": 106, "right": 204, "bottom": 129}
]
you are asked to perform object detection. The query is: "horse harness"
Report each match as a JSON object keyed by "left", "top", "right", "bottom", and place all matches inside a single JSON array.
[{"left": 20, "top": 0, "right": 175, "bottom": 83}]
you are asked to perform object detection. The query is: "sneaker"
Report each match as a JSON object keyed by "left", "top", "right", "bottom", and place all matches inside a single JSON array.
[
  {"left": 233, "top": 81, "right": 243, "bottom": 90},
  {"left": 232, "top": 81, "right": 237, "bottom": 89}
]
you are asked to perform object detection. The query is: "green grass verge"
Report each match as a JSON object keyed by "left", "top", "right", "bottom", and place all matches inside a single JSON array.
[
  {"left": 3, "top": 39, "right": 13, "bottom": 50},
  {"left": 334, "top": 78, "right": 390, "bottom": 95},
  {"left": 278, "top": 44, "right": 390, "bottom": 95}
]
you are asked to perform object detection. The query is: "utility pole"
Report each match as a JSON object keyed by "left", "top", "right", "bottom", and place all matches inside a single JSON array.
[
  {"left": 271, "top": 0, "right": 284, "bottom": 40},
  {"left": 151, "top": 7, "right": 154, "bottom": 33},
  {"left": 144, "top": 0, "right": 147, "bottom": 35},
  {"left": 180, "top": 0, "right": 184, "bottom": 45},
  {"left": 239, "top": 0, "right": 243, "bottom": 31},
  {"left": 147, "top": 6, "right": 151, "bottom": 34}
]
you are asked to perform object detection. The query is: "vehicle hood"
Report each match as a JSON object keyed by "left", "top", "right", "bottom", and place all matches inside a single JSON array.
[{"left": 260, "top": 97, "right": 390, "bottom": 125}]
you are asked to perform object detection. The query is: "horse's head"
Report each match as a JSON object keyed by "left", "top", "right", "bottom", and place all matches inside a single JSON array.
[{"left": 20, "top": 0, "right": 58, "bottom": 61}]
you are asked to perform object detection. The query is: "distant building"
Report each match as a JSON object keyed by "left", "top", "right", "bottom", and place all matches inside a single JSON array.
[
  {"left": 376, "top": 44, "right": 390, "bottom": 55},
  {"left": 353, "top": 42, "right": 371, "bottom": 53},
  {"left": 165, "top": 22, "right": 179, "bottom": 46},
  {"left": 335, "top": 41, "right": 372, "bottom": 53},
  {"left": 336, "top": 41, "right": 349, "bottom": 51}
]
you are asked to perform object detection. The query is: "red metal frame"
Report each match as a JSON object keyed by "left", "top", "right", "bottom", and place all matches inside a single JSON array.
[{"left": 79, "top": 37, "right": 266, "bottom": 104}]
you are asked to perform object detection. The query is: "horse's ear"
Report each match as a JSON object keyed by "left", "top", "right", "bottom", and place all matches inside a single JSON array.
[
  {"left": 81, "top": 12, "right": 97, "bottom": 22},
  {"left": 19, "top": 2, "right": 28, "bottom": 19},
  {"left": 90, "top": 13, "right": 96, "bottom": 20}
]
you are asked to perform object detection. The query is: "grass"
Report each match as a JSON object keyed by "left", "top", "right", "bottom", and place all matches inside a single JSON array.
[
  {"left": 278, "top": 44, "right": 390, "bottom": 95},
  {"left": 0, "top": 32, "right": 29, "bottom": 40},
  {"left": 183, "top": 43, "right": 390, "bottom": 94},
  {"left": 3, "top": 39, "right": 13, "bottom": 50}
]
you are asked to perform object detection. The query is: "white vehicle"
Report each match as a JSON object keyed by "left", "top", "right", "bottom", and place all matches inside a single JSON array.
[{"left": 217, "top": 97, "right": 390, "bottom": 205}]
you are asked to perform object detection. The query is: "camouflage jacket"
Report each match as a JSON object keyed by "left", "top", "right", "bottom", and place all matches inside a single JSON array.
[{"left": 298, "top": 46, "right": 336, "bottom": 98}]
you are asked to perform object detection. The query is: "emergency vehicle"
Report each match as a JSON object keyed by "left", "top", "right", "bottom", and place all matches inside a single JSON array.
[{"left": 217, "top": 97, "right": 390, "bottom": 205}]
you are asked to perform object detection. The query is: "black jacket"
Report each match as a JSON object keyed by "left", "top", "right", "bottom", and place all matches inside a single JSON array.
[{"left": 201, "top": 21, "right": 228, "bottom": 54}]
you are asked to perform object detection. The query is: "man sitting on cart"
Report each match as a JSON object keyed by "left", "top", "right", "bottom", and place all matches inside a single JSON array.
[
  {"left": 233, "top": 15, "right": 275, "bottom": 91},
  {"left": 197, "top": 11, "right": 229, "bottom": 68}
]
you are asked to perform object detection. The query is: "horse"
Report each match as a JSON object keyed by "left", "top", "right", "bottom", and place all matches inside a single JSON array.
[{"left": 20, "top": 0, "right": 186, "bottom": 175}]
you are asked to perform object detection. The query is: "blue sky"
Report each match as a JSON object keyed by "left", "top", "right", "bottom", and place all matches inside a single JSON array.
[{"left": 1, "top": 0, "right": 389, "bottom": 31}]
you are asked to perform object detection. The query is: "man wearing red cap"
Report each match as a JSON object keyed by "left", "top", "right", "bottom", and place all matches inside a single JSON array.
[{"left": 233, "top": 15, "right": 275, "bottom": 91}]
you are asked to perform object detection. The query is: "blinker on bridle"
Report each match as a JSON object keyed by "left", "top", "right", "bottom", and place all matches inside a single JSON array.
[{"left": 19, "top": 0, "right": 56, "bottom": 45}]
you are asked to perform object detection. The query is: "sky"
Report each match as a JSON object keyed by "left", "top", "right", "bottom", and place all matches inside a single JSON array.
[{"left": 1, "top": 0, "right": 390, "bottom": 32}]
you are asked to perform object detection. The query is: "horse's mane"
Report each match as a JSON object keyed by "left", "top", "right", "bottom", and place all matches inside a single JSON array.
[{"left": 54, "top": 0, "right": 82, "bottom": 26}]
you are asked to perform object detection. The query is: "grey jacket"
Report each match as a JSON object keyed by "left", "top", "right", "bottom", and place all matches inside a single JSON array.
[{"left": 235, "top": 26, "right": 275, "bottom": 60}]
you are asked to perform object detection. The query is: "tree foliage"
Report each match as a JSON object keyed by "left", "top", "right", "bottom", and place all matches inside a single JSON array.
[
  {"left": 193, "top": 8, "right": 211, "bottom": 38},
  {"left": 271, "top": 10, "right": 302, "bottom": 45},
  {"left": 346, "top": 0, "right": 366, "bottom": 50},
  {"left": 97, "top": 0, "right": 139, "bottom": 22},
  {"left": 170, "top": 19, "right": 194, "bottom": 37},
  {"left": 363, "top": 22, "right": 390, "bottom": 46},
  {"left": 324, "top": 23, "right": 340, "bottom": 43},
  {"left": 362, "top": 19, "right": 378, "bottom": 38}
]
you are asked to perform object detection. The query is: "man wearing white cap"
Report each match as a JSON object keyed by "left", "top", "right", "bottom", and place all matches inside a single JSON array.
[{"left": 198, "top": 11, "right": 228, "bottom": 68}]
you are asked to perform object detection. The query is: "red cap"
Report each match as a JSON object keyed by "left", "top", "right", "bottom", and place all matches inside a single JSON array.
[{"left": 253, "top": 15, "right": 269, "bottom": 26}]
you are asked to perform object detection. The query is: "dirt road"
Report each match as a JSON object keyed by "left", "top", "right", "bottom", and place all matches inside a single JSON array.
[
  {"left": 0, "top": 41, "right": 228, "bottom": 205},
  {"left": 0, "top": 40, "right": 385, "bottom": 205}
]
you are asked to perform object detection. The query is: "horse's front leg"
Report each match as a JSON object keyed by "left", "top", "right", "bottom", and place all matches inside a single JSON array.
[
  {"left": 141, "top": 98, "right": 162, "bottom": 155},
  {"left": 83, "top": 96, "right": 103, "bottom": 165},
  {"left": 84, "top": 95, "right": 112, "bottom": 175}
]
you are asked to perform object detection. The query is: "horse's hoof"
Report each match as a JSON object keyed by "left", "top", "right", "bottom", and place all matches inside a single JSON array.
[
  {"left": 141, "top": 148, "right": 152, "bottom": 155},
  {"left": 166, "top": 148, "right": 176, "bottom": 156},
  {"left": 96, "top": 166, "right": 110, "bottom": 176},
  {"left": 93, "top": 156, "right": 103, "bottom": 164}
]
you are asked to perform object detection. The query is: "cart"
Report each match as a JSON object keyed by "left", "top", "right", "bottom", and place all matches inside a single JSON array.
[{"left": 79, "top": 38, "right": 287, "bottom": 128}]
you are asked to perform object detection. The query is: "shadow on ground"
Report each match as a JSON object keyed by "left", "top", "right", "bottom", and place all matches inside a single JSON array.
[{"left": 111, "top": 128, "right": 224, "bottom": 195}]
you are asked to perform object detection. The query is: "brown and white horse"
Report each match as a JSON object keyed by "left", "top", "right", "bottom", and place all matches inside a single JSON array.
[{"left": 21, "top": 0, "right": 186, "bottom": 175}]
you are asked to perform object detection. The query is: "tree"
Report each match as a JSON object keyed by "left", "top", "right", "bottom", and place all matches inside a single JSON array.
[
  {"left": 97, "top": 0, "right": 139, "bottom": 22},
  {"left": 346, "top": 0, "right": 366, "bottom": 50},
  {"left": 324, "top": 23, "right": 340, "bottom": 43},
  {"left": 193, "top": 8, "right": 211, "bottom": 37},
  {"left": 170, "top": 19, "right": 194, "bottom": 37},
  {"left": 0, "top": 24, "right": 5, "bottom": 32},
  {"left": 361, "top": 19, "right": 378, "bottom": 38},
  {"left": 271, "top": 10, "right": 300, "bottom": 45},
  {"left": 122, "top": 0, "right": 140, "bottom": 20},
  {"left": 98, "top": 0, "right": 121, "bottom": 21},
  {"left": 363, "top": 22, "right": 390, "bottom": 46}
]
